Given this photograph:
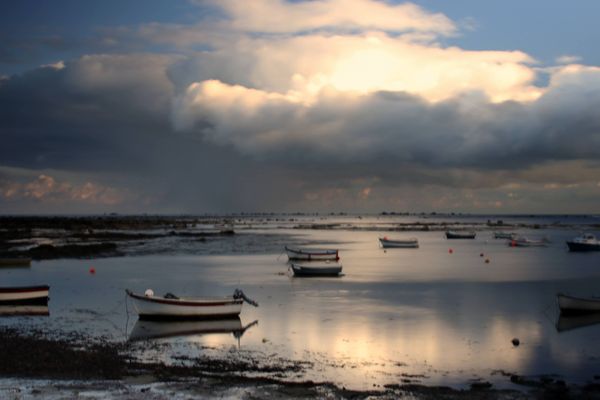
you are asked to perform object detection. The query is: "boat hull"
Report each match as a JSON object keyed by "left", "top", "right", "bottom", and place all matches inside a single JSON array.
[
  {"left": 379, "top": 238, "right": 418, "bottom": 248},
  {"left": 285, "top": 246, "right": 339, "bottom": 261},
  {"left": 0, "top": 285, "right": 49, "bottom": 305},
  {"left": 557, "top": 293, "right": 600, "bottom": 315},
  {"left": 0, "top": 258, "right": 31, "bottom": 267},
  {"left": 494, "top": 232, "right": 516, "bottom": 239},
  {"left": 291, "top": 263, "right": 342, "bottom": 277},
  {"left": 127, "top": 291, "right": 243, "bottom": 320},
  {"left": 445, "top": 231, "right": 476, "bottom": 239},
  {"left": 566, "top": 241, "right": 600, "bottom": 252}
]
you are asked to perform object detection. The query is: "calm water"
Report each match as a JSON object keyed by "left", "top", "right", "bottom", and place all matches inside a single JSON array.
[{"left": 1, "top": 222, "right": 600, "bottom": 390}]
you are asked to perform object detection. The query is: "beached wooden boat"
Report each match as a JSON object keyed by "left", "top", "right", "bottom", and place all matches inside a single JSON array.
[
  {"left": 557, "top": 293, "right": 600, "bottom": 314},
  {"left": 556, "top": 312, "right": 600, "bottom": 332},
  {"left": 445, "top": 231, "right": 476, "bottom": 239},
  {"left": 509, "top": 237, "right": 548, "bottom": 247},
  {"left": 285, "top": 246, "right": 339, "bottom": 261},
  {"left": 0, "top": 257, "right": 31, "bottom": 267},
  {"left": 566, "top": 234, "right": 600, "bottom": 252},
  {"left": 0, "top": 305, "right": 49, "bottom": 316},
  {"left": 290, "top": 262, "right": 342, "bottom": 277},
  {"left": 129, "top": 317, "right": 258, "bottom": 341},
  {"left": 126, "top": 289, "right": 258, "bottom": 320},
  {"left": 493, "top": 232, "right": 516, "bottom": 240},
  {"left": 0, "top": 285, "right": 49, "bottom": 305},
  {"left": 378, "top": 237, "right": 419, "bottom": 248}
]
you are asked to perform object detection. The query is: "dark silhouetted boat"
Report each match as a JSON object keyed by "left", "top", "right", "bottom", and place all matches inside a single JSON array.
[
  {"left": 0, "top": 285, "right": 49, "bottom": 305},
  {"left": 493, "top": 232, "right": 516, "bottom": 239},
  {"left": 379, "top": 237, "right": 419, "bottom": 248},
  {"left": 445, "top": 231, "right": 476, "bottom": 239},
  {"left": 556, "top": 312, "right": 600, "bottom": 332},
  {"left": 285, "top": 246, "right": 339, "bottom": 261},
  {"left": 566, "top": 234, "right": 600, "bottom": 252},
  {"left": 290, "top": 262, "right": 342, "bottom": 277}
]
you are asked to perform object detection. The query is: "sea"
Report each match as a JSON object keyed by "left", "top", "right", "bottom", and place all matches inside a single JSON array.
[{"left": 1, "top": 214, "right": 600, "bottom": 390}]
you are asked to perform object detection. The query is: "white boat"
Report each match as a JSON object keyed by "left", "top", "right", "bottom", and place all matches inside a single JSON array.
[
  {"left": 129, "top": 317, "right": 258, "bottom": 341},
  {"left": 290, "top": 262, "right": 342, "bottom": 277},
  {"left": 493, "top": 232, "right": 516, "bottom": 240},
  {"left": 566, "top": 234, "right": 600, "bottom": 252},
  {"left": 378, "top": 237, "right": 419, "bottom": 248},
  {"left": 557, "top": 293, "right": 600, "bottom": 314},
  {"left": 0, "top": 285, "right": 49, "bottom": 305},
  {"left": 445, "top": 231, "right": 476, "bottom": 239},
  {"left": 126, "top": 289, "right": 258, "bottom": 320},
  {"left": 509, "top": 236, "right": 548, "bottom": 247},
  {"left": 0, "top": 305, "right": 49, "bottom": 316},
  {"left": 285, "top": 246, "right": 339, "bottom": 261}
]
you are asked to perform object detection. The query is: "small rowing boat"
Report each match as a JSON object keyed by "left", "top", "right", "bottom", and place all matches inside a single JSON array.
[
  {"left": 290, "top": 262, "right": 342, "bottom": 277},
  {"left": 285, "top": 246, "right": 339, "bottom": 261},
  {"left": 557, "top": 293, "right": 600, "bottom": 315},
  {"left": 378, "top": 237, "right": 419, "bottom": 248},
  {"left": 493, "top": 232, "right": 516, "bottom": 240},
  {"left": 566, "top": 234, "right": 600, "bottom": 252},
  {"left": 556, "top": 313, "right": 600, "bottom": 332},
  {"left": 509, "top": 236, "right": 548, "bottom": 247},
  {"left": 126, "top": 289, "right": 258, "bottom": 320},
  {"left": 445, "top": 231, "right": 476, "bottom": 239},
  {"left": 0, "top": 285, "right": 49, "bottom": 305}
]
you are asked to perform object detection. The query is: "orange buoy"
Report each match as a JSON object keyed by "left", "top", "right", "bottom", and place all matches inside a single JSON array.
[{"left": 89, "top": 267, "right": 96, "bottom": 274}]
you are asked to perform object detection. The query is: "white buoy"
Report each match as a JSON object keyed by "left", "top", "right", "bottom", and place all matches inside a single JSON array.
[{"left": 144, "top": 289, "right": 154, "bottom": 297}]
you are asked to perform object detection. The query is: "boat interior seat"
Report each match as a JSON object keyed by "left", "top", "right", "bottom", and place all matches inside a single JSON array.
[{"left": 164, "top": 292, "right": 179, "bottom": 299}]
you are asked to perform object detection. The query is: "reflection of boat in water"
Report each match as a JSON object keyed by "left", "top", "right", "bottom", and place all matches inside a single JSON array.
[
  {"left": 556, "top": 312, "right": 600, "bottom": 332},
  {"left": 291, "top": 262, "right": 342, "bottom": 277},
  {"left": 378, "top": 237, "right": 419, "bottom": 248},
  {"left": 0, "top": 285, "right": 49, "bottom": 305},
  {"left": 566, "top": 234, "right": 600, "bottom": 252},
  {"left": 126, "top": 289, "right": 258, "bottom": 320},
  {"left": 557, "top": 293, "right": 600, "bottom": 314},
  {"left": 0, "top": 305, "right": 49, "bottom": 316},
  {"left": 285, "top": 246, "right": 339, "bottom": 261},
  {"left": 0, "top": 258, "right": 32, "bottom": 267},
  {"left": 129, "top": 317, "right": 258, "bottom": 341},
  {"left": 445, "top": 231, "right": 476, "bottom": 239}
]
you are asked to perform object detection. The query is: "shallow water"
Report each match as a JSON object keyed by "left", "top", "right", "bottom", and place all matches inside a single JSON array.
[{"left": 1, "top": 220, "right": 600, "bottom": 390}]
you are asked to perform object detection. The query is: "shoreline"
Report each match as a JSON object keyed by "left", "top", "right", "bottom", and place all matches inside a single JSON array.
[{"left": 1, "top": 327, "right": 599, "bottom": 399}]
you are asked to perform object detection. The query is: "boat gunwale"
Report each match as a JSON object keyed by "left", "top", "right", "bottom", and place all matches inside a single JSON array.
[{"left": 126, "top": 290, "right": 242, "bottom": 307}]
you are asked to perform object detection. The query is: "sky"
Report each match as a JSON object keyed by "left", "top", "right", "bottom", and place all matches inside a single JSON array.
[{"left": 1, "top": 0, "right": 600, "bottom": 214}]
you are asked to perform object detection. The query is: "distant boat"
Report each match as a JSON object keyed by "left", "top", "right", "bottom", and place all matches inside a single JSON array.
[
  {"left": 126, "top": 289, "right": 258, "bottom": 320},
  {"left": 0, "top": 285, "right": 49, "bottom": 305},
  {"left": 445, "top": 231, "right": 476, "bottom": 239},
  {"left": 509, "top": 236, "right": 548, "bottom": 247},
  {"left": 0, "top": 305, "right": 49, "bottom": 316},
  {"left": 557, "top": 293, "right": 600, "bottom": 315},
  {"left": 285, "top": 246, "right": 339, "bottom": 261},
  {"left": 128, "top": 317, "right": 258, "bottom": 341},
  {"left": 0, "top": 258, "right": 31, "bottom": 267},
  {"left": 379, "top": 237, "right": 419, "bottom": 248},
  {"left": 290, "top": 262, "right": 342, "bottom": 277},
  {"left": 566, "top": 234, "right": 600, "bottom": 252},
  {"left": 493, "top": 232, "right": 516, "bottom": 240}
]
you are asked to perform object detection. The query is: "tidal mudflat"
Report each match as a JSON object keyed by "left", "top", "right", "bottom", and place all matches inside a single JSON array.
[{"left": 1, "top": 214, "right": 600, "bottom": 398}]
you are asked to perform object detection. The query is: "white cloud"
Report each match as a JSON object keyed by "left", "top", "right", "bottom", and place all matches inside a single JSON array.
[{"left": 555, "top": 55, "right": 582, "bottom": 65}]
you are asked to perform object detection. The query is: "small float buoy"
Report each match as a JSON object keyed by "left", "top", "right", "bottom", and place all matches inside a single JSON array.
[
  {"left": 480, "top": 253, "right": 484, "bottom": 257},
  {"left": 449, "top": 248, "right": 453, "bottom": 254},
  {"left": 512, "top": 338, "right": 520, "bottom": 347},
  {"left": 485, "top": 258, "right": 490, "bottom": 264},
  {"left": 89, "top": 267, "right": 96, "bottom": 274}
]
